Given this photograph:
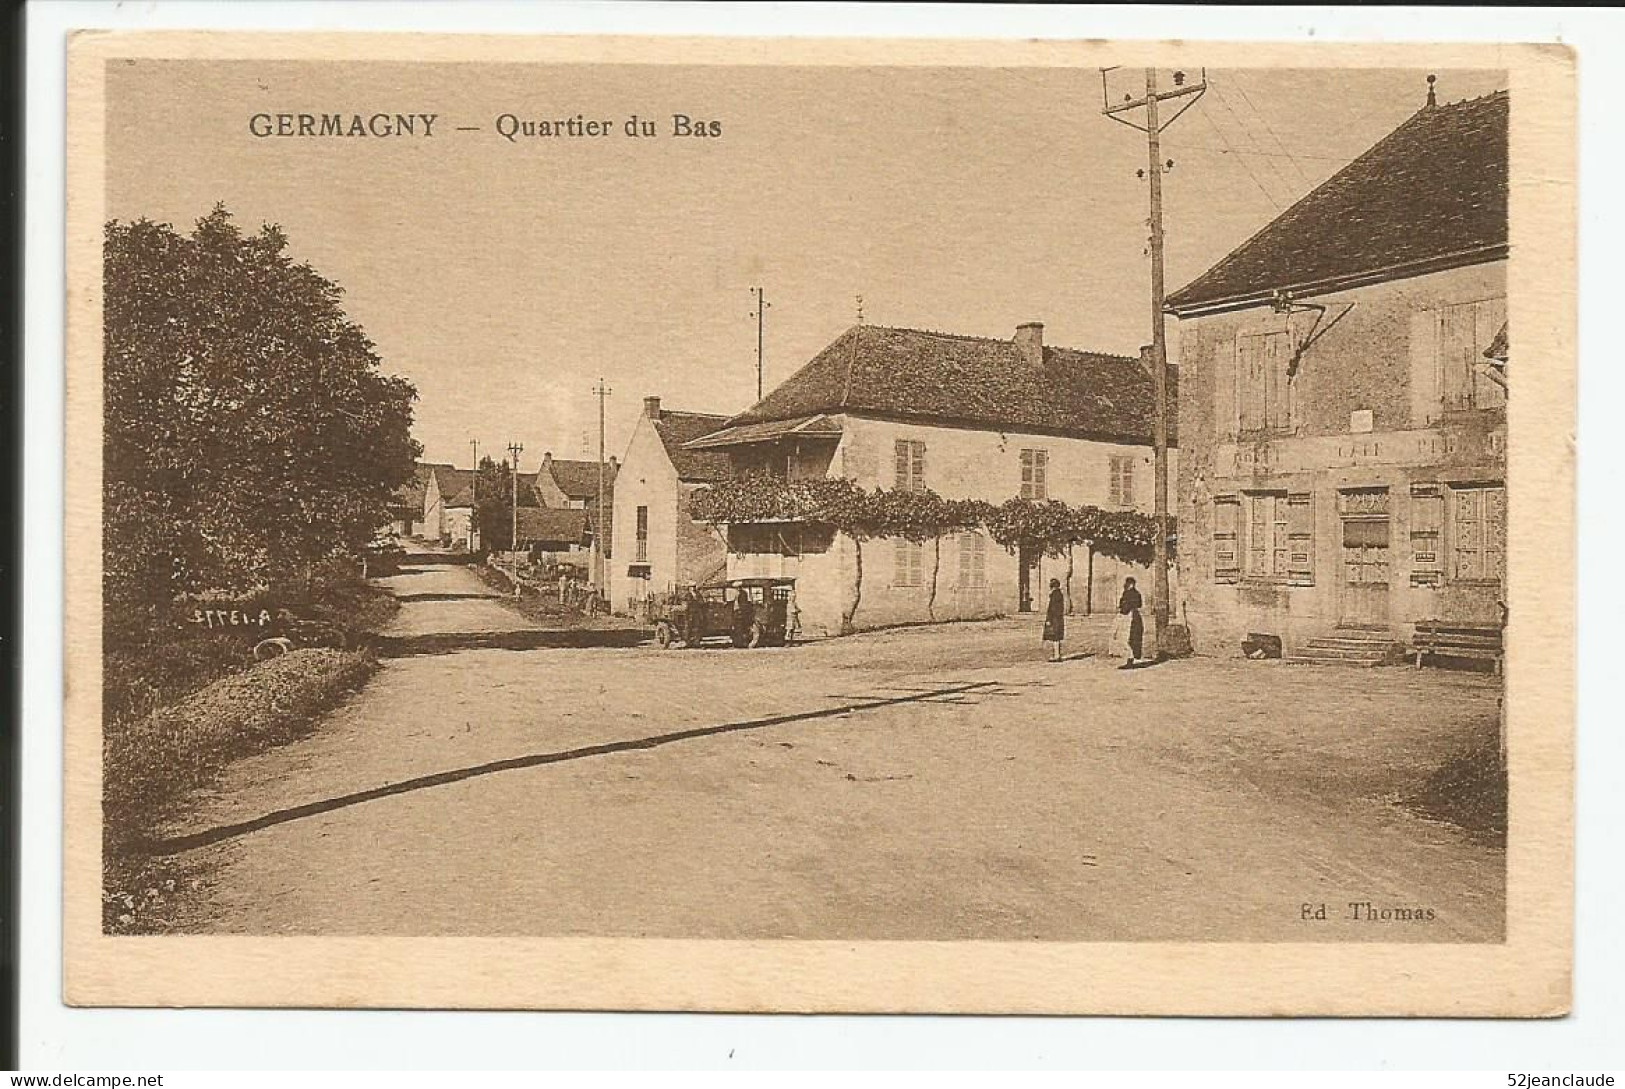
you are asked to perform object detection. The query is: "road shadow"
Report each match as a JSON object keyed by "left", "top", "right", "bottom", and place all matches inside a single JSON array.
[
  {"left": 392, "top": 591, "right": 503, "bottom": 603},
  {"left": 370, "top": 628, "right": 650, "bottom": 657},
  {"left": 400, "top": 553, "right": 479, "bottom": 566},
  {"left": 137, "top": 678, "right": 999, "bottom": 857}
]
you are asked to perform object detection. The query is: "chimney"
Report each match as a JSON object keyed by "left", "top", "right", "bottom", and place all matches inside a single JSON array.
[
  {"left": 542, "top": 452, "right": 552, "bottom": 469},
  {"left": 1015, "top": 322, "right": 1044, "bottom": 368},
  {"left": 643, "top": 395, "right": 662, "bottom": 419},
  {"left": 1139, "top": 344, "right": 1155, "bottom": 375},
  {"left": 609, "top": 455, "right": 619, "bottom": 471}
]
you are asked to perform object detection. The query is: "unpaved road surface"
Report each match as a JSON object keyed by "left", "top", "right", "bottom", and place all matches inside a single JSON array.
[{"left": 158, "top": 557, "right": 1505, "bottom": 940}]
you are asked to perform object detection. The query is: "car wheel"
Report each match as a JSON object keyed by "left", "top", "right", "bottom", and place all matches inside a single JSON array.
[
  {"left": 654, "top": 621, "right": 674, "bottom": 649},
  {"left": 253, "top": 637, "right": 291, "bottom": 661}
]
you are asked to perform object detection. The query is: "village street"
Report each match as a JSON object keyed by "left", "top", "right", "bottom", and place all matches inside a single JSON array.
[{"left": 157, "top": 556, "right": 1505, "bottom": 942}]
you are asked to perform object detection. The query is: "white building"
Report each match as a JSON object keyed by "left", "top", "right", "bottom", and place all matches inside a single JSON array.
[
  {"left": 611, "top": 397, "right": 732, "bottom": 614},
  {"left": 685, "top": 322, "right": 1172, "bottom": 637}
]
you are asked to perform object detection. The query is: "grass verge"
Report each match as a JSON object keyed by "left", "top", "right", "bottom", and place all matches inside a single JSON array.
[{"left": 103, "top": 647, "right": 378, "bottom": 933}]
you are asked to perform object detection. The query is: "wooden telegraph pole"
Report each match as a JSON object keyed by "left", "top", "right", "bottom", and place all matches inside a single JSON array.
[
  {"left": 592, "top": 378, "right": 612, "bottom": 593},
  {"left": 468, "top": 439, "right": 479, "bottom": 550},
  {"left": 1102, "top": 66, "right": 1206, "bottom": 658},
  {"left": 749, "top": 287, "right": 770, "bottom": 403},
  {"left": 507, "top": 441, "right": 523, "bottom": 596}
]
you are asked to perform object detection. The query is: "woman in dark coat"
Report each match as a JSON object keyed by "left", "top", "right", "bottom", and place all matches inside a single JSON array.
[
  {"left": 1041, "top": 578, "right": 1065, "bottom": 662},
  {"left": 1118, "top": 576, "right": 1144, "bottom": 667}
]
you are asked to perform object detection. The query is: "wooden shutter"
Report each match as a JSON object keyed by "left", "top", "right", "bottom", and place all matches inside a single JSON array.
[
  {"left": 1238, "top": 335, "right": 1266, "bottom": 432},
  {"left": 1409, "top": 483, "right": 1444, "bottom": 585},
  {"left": 1287, "top": 492, "right": 1314, "bottom": 583},
  {"left": 1483, "top": 486, "right": 1506, "bottom": 581},
  {"left": 1215, "top": 334, "right": 1239, "bottom": 440},
  {"left": 1213, "top": 496, "right": 1241, "bottom": 582},
  {"left": 1409, "top": 309, "right": 1441, "bottom": 426}
]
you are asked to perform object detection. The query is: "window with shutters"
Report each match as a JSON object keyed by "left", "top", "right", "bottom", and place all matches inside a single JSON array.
[
  {"left": 956, "top": 531, "right": 987, "bottom": 589},
  {"left": 634, "top": 505, "right": 649, "bottom": 562},
  {"left": 1109, "top": 455, "right": 1136, "bottom": 507},
  {"left": 1213, "top": 496, "right": 1241, "bottom": 583},
  {"left": 1236, "top": 330, "right": 1293, "bottom": 434},
  {"left": 1409, "top": 483, "right": 1445, "bottom": 585},
  {"left": 1448, "top": 484, "right": 1506, "bottom": 583},
  {"left": 893, "top": 537, "right": 924, "bottom": 588},
  {"left": 1019, "top": 449, "right": 1048, "bottom": 500},
  {"left": 1239, "top": 491, "right": 1310, "bottom": 581},
  {"left": 894, "top": 439, "right": 926, "bottom": 492},
  {"left": 1430, "top": 297, "right": 1508, "bottom": 413}
]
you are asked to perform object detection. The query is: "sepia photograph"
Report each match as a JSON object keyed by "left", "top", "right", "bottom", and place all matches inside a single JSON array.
[{"left": 61, "top": 33, "right": 1575, "bottom": 1014}]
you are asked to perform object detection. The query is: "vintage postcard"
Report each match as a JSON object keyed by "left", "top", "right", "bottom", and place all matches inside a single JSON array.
[{"left": 63, "top": 33, "right": 1575, "bottom": 1014}]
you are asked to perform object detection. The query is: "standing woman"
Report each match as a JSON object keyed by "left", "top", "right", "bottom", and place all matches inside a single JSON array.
[
  {"left": 1118, "top": 576, "right": 1144, "bottom": 667},
  {"left": 1042, "top": 577, "right": 1065, "bottom": 662}
]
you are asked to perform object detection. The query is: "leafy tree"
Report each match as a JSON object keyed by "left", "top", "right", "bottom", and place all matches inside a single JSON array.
[
  {"left": 472, "top": 455, "right": 534, "bottom": 553},
  {"left": 103, "top": 206, "right": 420, "bottom": 628}
]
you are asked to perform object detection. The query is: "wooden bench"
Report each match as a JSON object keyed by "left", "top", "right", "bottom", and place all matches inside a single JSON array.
[{"left": 1412, "top": 620, "right": 1504, "bottom": 675}]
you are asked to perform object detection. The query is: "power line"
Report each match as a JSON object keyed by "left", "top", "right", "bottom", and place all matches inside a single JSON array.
[
  {"left": 1209, "top": 81, "right": 1301, "bottom": 206},
  {"left": 1198, "top": 107, "right": 1286, "bottom": 213},
  {"left": 1227, "top": 71, "right": 1316, "bottom": 188}
]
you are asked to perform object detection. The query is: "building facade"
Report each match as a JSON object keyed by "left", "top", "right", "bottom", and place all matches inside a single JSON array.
[
  {"left": 1167, "top": 88, "right": 1508, "bottom": 657},
  {"left": 687, "top": 322, "right": 1169, "bottom": 638},
  {"left": 609, "top": 397, "right": 732, "bottom": 614}
]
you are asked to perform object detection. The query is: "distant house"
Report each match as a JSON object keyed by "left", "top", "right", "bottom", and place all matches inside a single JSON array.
[
  {"left": 610, "top": 396, "right": 733, "bottom": 614},
  {"left": 422, "top": 464, "right": 475, "bottom": 549},
  {"left": 685, "top": 322, "right": 1168, "bottom": 637},
  {"left": 1166, "top": 87, "right": 1507, "bottom": 658},
  {"left": 389, "top": 464, "right": 433, "bottom": 537},
  {"left": 534, "top": 452, "right": 619, "bottom": 584},
  {"left": 515, "top": 507, "right": 593, "bottom": 568}
]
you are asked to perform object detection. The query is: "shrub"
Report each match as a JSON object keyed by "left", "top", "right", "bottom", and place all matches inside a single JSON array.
[
  {"left": 103, "top": 648, "right": 376, "bottom": 849},
  {"left": 1401, "top": 720, "right": 1507, "bottom": 844}
]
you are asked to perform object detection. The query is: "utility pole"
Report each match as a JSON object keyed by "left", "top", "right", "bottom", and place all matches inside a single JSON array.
[
  {"left": 468, "top": 439, "right": 481, "bottom": 550},
  {"left": 749, "top": 287, "right": 770, "bottom": 403},
  {"left": 592, "top": 378, "right": 612, "bottom": 592},
  {"left": 1102, "top": 66, "right": 1206, "bottom": 659},
  {"left": 507, "top": 441, "right": 523, "bottom": 596}
]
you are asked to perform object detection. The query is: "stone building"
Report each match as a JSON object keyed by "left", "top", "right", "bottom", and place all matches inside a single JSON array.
[
  {"left": 1166, "top": 87, "right": 1508, "bottom": 660},
  {"left": 610, "top": 397, "right": 733, "bottom": 614},
  {"left": 685, "top": 322, "right": 1168, "bottom": 638}
]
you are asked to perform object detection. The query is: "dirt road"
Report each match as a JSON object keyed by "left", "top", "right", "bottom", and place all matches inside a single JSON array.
[{"left": 159, "top": 558, "right": 1505, "bottom": 940}]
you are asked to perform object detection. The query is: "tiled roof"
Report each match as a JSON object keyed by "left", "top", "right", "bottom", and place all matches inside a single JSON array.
[
  {"left": 722, "top": 325, "right": 1160, "bottom": 444},
  {"left": 515, "top": 507, "right": 590, "bottom": 546},
  {"left": 430, "top": 466, "right": 474, "bottom": 506},
  {"left": 684, "top": 414, "right": 844, "bottom": 450},
  {"left": 651, "top": 410, "right": 734, "bottom": 482},
  {"left": 546, "top": 458, "right": 618, "bottom": 501},
  {"left": 394, "top": 463, "right": 436, "bottom": 511},
  {"left": 1167, "top": 90, "right": 1508, "bottom": 313}
]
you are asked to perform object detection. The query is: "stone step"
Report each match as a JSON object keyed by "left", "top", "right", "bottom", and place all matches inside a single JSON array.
[
  {"left": 1305, "top": 635, "right": 1399, "bottom": 650},
  {"left": 1284, "top": 654, "right": 1387, "bottom": 667},
  {"left": 1294, "top": 647, "right": 1392, "bottom": 662}
]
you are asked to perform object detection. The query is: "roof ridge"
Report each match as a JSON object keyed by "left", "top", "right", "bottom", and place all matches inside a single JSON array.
[{"left": 655, "top": 409, "right": 730, "bottom": 422}]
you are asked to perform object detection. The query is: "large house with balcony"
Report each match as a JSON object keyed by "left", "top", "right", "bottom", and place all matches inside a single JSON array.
[
  {"left": 610, "top": 397, "right": 733, "bottom": 614},
  {"left": 1166, "top": 86, "right": 1508, "bottom": 660},
  {"left": 684, "top": 321, "right": 1170, "bottom": 637}
]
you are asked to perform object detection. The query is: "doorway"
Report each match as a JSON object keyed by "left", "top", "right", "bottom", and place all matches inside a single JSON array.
[{"left": 1338, "top": 488, "right": 1391, "bottom": 628}]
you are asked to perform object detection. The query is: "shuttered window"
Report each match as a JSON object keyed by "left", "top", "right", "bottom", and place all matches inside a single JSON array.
[
  {"left": 957, "top": 531, "right": 987, "bottom": 589},
  {"left": 1239, "top": 491, "right": 1311, "bottom": 581},
  {"left": 634, "top": 505, "right": 649, "bottom": 562},
  {"left": 1237, "top": 330, "right": 1293, "bottom": 434},
  {"left": 1109, "top": 456, "right": 1136, "bottom": 507},
  {"left": 1431, "top": 297, "right": 1508, "bottom": 413},
  {"left": 1450, "top": 484, "right": 1506, "bottom": 582},
  {"left": 1020, "top": 449, "right": 1048, "bottom": 500},
  {"left": 894, "top": 439, "right": 927, "bottom": 492},
  {"left": 894, "top": 538, "right": 924, "bottom": 588}
]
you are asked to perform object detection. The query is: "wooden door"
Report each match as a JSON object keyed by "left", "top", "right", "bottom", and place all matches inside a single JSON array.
[{"left": 1338, "top": 489, "right": 1391, "bottom": 628}]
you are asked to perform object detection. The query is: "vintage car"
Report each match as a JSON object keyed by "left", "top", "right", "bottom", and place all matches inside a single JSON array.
[{"left": 648, "top": 577, "right": 795, "bottom": 649}]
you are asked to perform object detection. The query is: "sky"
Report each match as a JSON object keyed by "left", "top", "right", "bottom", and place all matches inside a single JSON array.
[{"left": 105, "top": 61, "right": 1506, "bottom": 470}]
